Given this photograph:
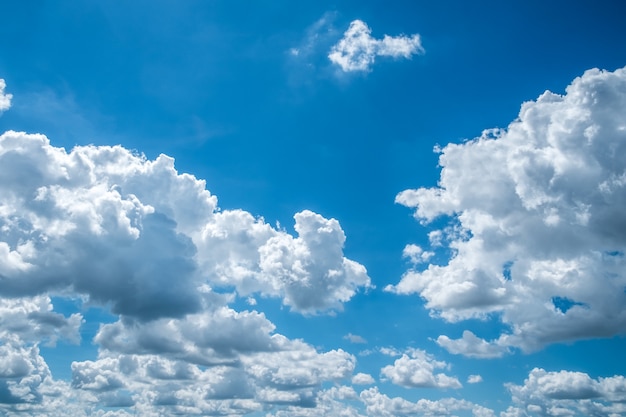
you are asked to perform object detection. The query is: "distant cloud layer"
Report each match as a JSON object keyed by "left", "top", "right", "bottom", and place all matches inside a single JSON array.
[
  {"left": 328, "top": 20, "right": 424, "bottom": 72},
  {"left": 0, "top": 79, "right": 12, "bottom": 113},
  {"left": 391, "top": 67, "right": 626, "bottom": 353}
]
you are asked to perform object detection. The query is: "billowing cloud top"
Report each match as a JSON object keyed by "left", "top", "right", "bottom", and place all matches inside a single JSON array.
[
  {"left": 0, "top": 79, "right": 12, "bottom": 113},
  {"left": 328, "top": 20, "right": 424, "bottom": 72},
  {"left": 0, "top": 127, "right": 371, "bottom": 414},
  {"left": 391, "top": 66, "right": 626, "bottom": 352},
  {"left": 506, "top": 368, "right": 626, "bottom": 416},
  {"left": 0, "top": 130, "right": 371, "bottom": 318}
]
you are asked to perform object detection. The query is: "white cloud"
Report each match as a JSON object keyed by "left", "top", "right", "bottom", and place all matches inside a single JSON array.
[
  {"left": 390, "top": 66, "right": 626, "bottom": 351},
  {"left": 436, "top": 330, "right": 510, "bottom": 359},
  {"left": 468, "top": 374, "right": 483, "bottom": 384},
  {"left": 344, "top": 333, "right": 368, "bottom": 344},
  {"left": 0, "top": 296, "right": 82, "bottom": 346},
  {"left": 0, "top": 130, "right": 370, "bottom": 317},
  {"left": 328, "top": 20, "right": 423, "bottom": 72},
  {"left": 402, "top": 244, "right": 434, "bottom": 264},
  {"left": 0, "top": 79, "right": 11, "bottom": 113},
  {"left": 380, "top": 348, "right": 462, "bottom": 389},
  {"left": 268, "top": 386, "right": 365, "bottom": 417},
  {"left": 0, "top": 337, "right": 94, "bottom": 415},
  {"left": 352, "top": 373, "right": 375, "bottom": 385},
  {"left": 58, "top": 284, "right": 357, "bottom": 413},
  {"left": 360, "top": 387, "right": 493, "bottom": 417},
  {"left": 506, "top": 368, "right": 626, "bottom": 416},
  {"left": 68, "top": 331, "right": 356, "bottom": 414}
]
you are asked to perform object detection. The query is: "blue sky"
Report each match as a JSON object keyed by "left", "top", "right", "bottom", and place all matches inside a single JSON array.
[{"left": 1, "top": 1, "right": 626, "bottom": 416}]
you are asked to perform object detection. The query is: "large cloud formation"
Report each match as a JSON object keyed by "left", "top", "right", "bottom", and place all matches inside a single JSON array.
[
  {"left": 328, "top": 20, "right": 424, "bottom": 72},
  {"left": 0, "top": 124, "right": 372, "bottom": 414},
  {"left": 505, "top": 368, "right": 626, "bottom": 416},
  {"left": 0, "top": 130, "right": 371, "bottom": 317},
  {"left": 390, "top": 66, "right": 626, "bottom": 353}
]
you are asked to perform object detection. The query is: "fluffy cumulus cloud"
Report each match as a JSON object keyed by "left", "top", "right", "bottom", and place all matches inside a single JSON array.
[
  {"left": 436, "top": 330, "right": 509, "bottom": 359},
  {"left": 0, "top": 130, "right": 370, "bottom": 317},
  {"left": 328, "top": 20, "right": 424, "bottom": 72},
  {"left": 0, "top": 79, "right": 11, "bottom": 113},
  {"left": 352, "top": 373, "right": 375, "bottom": 385},
  {"left": 267, "top": 386, "right": 366, "bottom": 417},
  {"left": 380, "top": 348, "right": 462, "bottom": 389},
  {"left": 0, "top": 231, "right": 357, "bottom": 411},
  {"left": 390, "top": 66, "right": 626, "bottom": 352},
  {"left": 0, "top": 123, "right": 372, "bottom": 414},
  {"left": 360, "top": 387, "right": 494, "bottom": 417},
  {"left": 68, "top": 327, "right": 357, "bottom": 415},
  {"left": 506, "top": 368, "right": 626, "bottom": 416}
]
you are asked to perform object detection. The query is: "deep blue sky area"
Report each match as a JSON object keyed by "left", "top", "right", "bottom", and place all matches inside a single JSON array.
[{"left": 1, "top": 1, "right": 626, "bottom": 416}]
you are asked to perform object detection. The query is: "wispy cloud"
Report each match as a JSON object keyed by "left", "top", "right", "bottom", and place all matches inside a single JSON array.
[{"left": 344, "top": 333, "right": 367, "bottom": 344}]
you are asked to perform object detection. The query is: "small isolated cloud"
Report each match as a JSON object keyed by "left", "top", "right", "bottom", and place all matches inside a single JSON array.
[
  {"left": 0, "top": 79, "right": 12, "bottom": 113},
  {"left": 436, "top": 330, "right": 510, "bottom": 359},
  {"left": 344, "top": 333, "right": 367, "bottom": 344},
  {"left": 468, "top": 374, "right": 483, "bottom": 384},
  {"left": 390, "top": 66, "right": 626, "bottom": 352},
  {"left": 352, "top": 372, "right": 375, "bottom": 385},
  {"left": 507, "top": 368, "right": 626, "bottom": 416},
  {"left": 328, "top": 20, "right": 424, "bottom": 72},
  {"left": 380, "top": 348, "right": 462, "bottom": 389}
]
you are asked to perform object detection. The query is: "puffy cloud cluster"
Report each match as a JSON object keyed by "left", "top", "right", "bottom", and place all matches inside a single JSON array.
[
  {"left": 506, "top": 368, "right": 626, "bottom": 416},
  {"left": 0, "top": 130, "right": 370, "bottom": 317},
  {"left": 0, "top": 79, "right": 11, "bottom": 113},
  {"left": 328, "top": 20, "right": 424, "bottom": 72},
  {"left": 360, "top": 387, "right": 495, "bottom": 417},
  {"left": 0, "top": 296, "right": 82, "bottom": 346},
  {"left": 352, "top": 373, "right": 375, "bottom": 385},
  {"left": 268, "top": 386, "right": 366, "bottom": 417},
  {"left": 390, "top": 66, "right": 626, "bottom": 352},
  {"left": 0, "top": 295, "right": 359, "bottom": 415},
  {"left": 380, "top": 348, "right": 462, "bottom": 389},
  {"left": 0, "top": 125, "right": 371, "bottom": 414},
  {"left": 69, "top": 320, "right": 357, "bottom": 415}
]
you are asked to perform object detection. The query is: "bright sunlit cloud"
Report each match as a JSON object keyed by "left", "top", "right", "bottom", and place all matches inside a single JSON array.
[
  {"left": 392, "top": 67, "right": 626, "bottom": 353},
  {"left": 328, "top": 20, "right": 424, "bottom": 72},
  {"left": 0, "top": 79, "right": 11, "bottom": 113}
]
